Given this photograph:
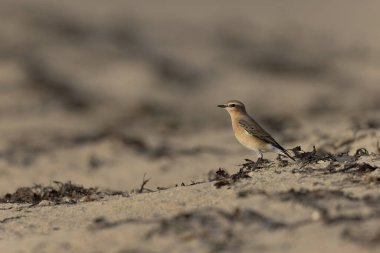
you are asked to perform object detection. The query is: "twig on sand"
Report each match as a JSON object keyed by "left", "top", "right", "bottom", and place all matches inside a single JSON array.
[{"left": 138, "top": 173, "right": 154, "bottom": 193}]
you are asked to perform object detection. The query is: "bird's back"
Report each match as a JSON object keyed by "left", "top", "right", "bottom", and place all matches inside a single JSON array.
[
  {"left": 235, "top": 114, "right": 285, "bottom": 150},
  {"left": 231, "top": 114, "right": 270, "bottom": 150}
]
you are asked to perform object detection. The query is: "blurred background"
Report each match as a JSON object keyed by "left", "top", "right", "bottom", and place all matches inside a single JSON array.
[{"left": 0, "top": 0, "right": 379, "bottom": 193}]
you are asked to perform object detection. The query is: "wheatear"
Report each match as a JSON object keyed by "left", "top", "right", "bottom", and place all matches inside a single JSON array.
[{"left": 218, "top": 100, "right": 294, "bottom": 161}]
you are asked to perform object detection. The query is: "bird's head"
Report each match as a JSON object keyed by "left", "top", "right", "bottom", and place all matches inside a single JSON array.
[{"left": 217, "top": 100, "right": 246, "bottom": 115}]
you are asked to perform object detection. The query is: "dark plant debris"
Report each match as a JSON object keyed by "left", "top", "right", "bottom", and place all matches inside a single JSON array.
[
  {"left": 239, "top": 158, "right": 271, "bottom": 171},
  {"left": 291, "top": 146, "right": 335, "bottom": 168},
  {"left": 89, "top": 216, "right": 153, "bottom": 231},
  {"left": 338, "top": 163, "right": 377, "bottom": 174},
  {"left": 208, "top": 168, "right": 230, "bottom": 182},
  {"left": 137, "top": 173, "right": 154, "bottom": 194},
  {"left": 238, "top": 188, "right": 380, "bottom": 225},
  {"left": 210, "top": 147, "right": 379, "bottom": 188},
  {"left": 147, "top": 208, "right": 285, "bottom": 252},
  {"left": 291, "top": 146, "right": 378, "bottom": 174},
  {"left": 0, "top": 216, "right": 25, "bottom": 224},
  {"left": 210, "top": 159, "right": 275, "bottom": 188},
  {"left": 276, "top": 155, "right": 289, "bottom": 167},
  {"left": 355, "top": 148, "right": 370, "bottom": 158},
  {"left": 209, "top": 166, "right": 251, "bottom": 189},
  {"left": 0, "top": 181, "right": 127, "bottom": 205}
]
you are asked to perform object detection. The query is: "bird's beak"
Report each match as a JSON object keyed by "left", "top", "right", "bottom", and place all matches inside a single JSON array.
[{"left": 217, "top": 104, "right": 227, "bottom": 108}]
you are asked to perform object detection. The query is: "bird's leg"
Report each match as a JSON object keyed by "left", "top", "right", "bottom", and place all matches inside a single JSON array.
[
  {"left": 256, "top": 151, "right": 264, "bottom": 164},
  {"left": 243, "top": 158, "right": 255, "bottom": 170}
]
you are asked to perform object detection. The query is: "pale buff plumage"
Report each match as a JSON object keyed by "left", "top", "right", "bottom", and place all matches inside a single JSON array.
[{"left": 218, "top": 100, "right": 294, "bottom": 161}]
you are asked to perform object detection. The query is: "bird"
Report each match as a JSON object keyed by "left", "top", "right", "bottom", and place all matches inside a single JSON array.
[{"left": 218, "top": 100, "right": 294, "bottom": 162}]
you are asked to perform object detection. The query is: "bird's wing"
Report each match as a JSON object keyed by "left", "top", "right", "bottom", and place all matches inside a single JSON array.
[
  {"left": 238, "top": 119, "right": 280, "bottom": 147},
  {"left": 238, "top": 119, "right": 294, "bottom": 160}
]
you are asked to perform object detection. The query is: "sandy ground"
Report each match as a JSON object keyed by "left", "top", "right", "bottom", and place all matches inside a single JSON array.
[{"left": 0, "top": 0, "right": 380, "bottom": 252}]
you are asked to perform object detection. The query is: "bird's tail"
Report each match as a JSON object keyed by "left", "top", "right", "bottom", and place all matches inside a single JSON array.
[{"left": 275, "top": 147, "right": 295, "bottom": 161}]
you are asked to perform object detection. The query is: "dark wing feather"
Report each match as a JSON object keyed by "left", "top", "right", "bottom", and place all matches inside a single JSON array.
[{"left": 238, "top": 119, "right": 294, "bottom": 160}]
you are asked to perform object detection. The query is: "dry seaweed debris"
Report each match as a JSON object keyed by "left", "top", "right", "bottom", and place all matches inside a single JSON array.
[
  {"left": 210, "top": 159, "right": 275, "bottom": 188},
  {"left": 292, "top": 146, "right": 378, "bottom": 174},
  {"left": 0, "top": 216, "right": 25, "bottom": 224},
  {"left": 291, "top": 146, "right": 335, "bottom": 168},
  {"left": 0, "top": 181, "right": 127, "bottom": 205},
  {"left": 335, "top": 162, "right": 377, "bottom": 174},
  {"left": 211, "top": 147, "right": 379, "bottom": 189},
  {"left": 89, "top": 216, "right": 153, "bottom": 231},
  {"left": 209, "top": 167, "right": 251, "bottom": 189},
  {"left": 323, "top": 149, "right": 378, "bottom": 176}
]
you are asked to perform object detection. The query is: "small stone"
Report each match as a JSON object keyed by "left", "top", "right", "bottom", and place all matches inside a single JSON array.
[
  {"left": 311, "top": 211, "right": 321, "bottom": 220},
  {"left": 62, "top": 197, "right": 74, "bottom": 204},
  {"left": 38, "top": 200, "right": 53, "bottom": 206}
]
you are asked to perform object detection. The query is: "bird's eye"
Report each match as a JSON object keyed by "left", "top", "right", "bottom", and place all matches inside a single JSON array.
[{"left": 230, "top": 104, "right": 235, "bottom": 107}]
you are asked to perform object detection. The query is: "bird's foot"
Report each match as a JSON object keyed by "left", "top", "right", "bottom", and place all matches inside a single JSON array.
[{"left": 242, "top": 159, "right": 257, "bottom": 170}]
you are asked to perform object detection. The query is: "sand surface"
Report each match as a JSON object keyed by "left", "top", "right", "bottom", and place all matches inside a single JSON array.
[{"left": 0, "top": 1, "right": 380, "bottom": 252}]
